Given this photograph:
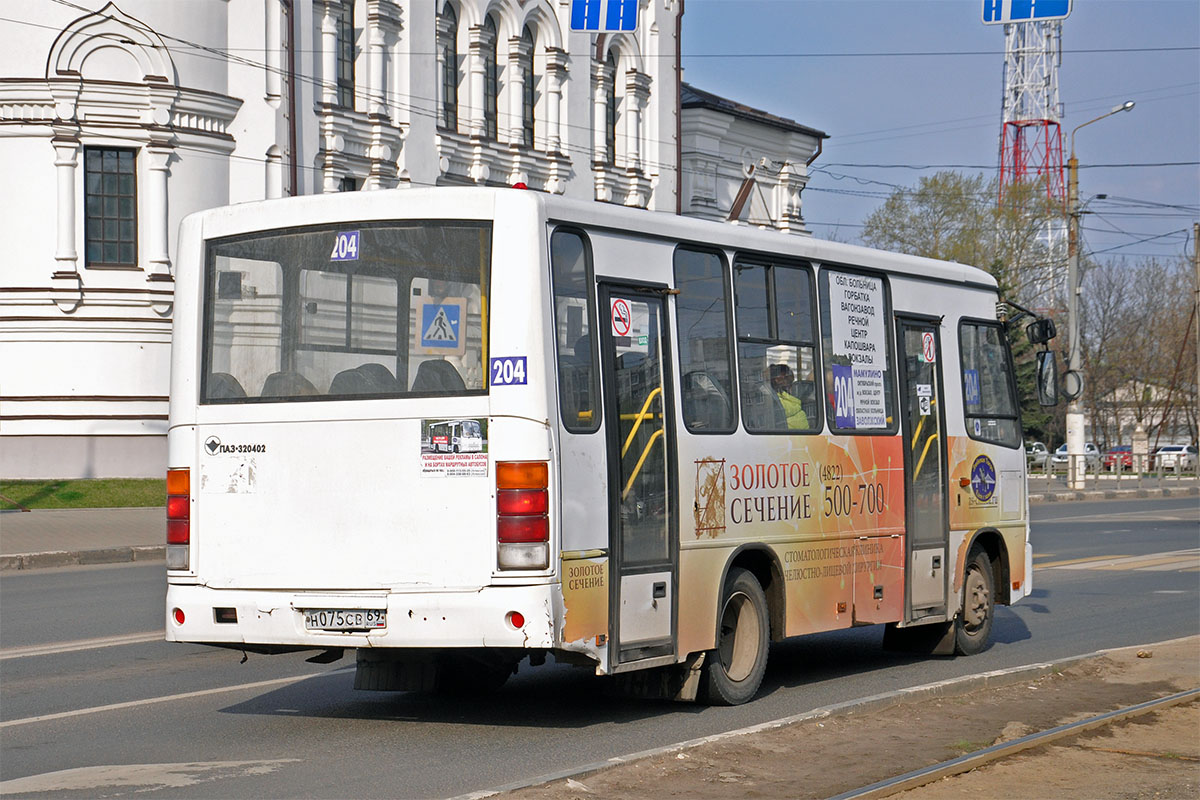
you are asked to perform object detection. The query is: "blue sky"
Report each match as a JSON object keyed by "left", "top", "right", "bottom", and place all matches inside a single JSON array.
[{"left": 681, "top": 0, "right": 1199, "bottom": 266}]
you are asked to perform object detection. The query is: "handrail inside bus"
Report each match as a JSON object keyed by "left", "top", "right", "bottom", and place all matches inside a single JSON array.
[
  {"left": 621, "top": 386, "right": 663, "bottom": 457},
  {"left": 914, "top": 433, "right": 939, "bottom": 482},
  {"left": 622, "top": 428, "right": 665, "bottom": 501}
]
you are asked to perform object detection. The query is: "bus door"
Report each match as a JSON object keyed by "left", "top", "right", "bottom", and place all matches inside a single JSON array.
[
  {"left": 598, "top": 284, "right": 677, "bottom": 667},
  {"left": 896, "top": 316, "right": 949, "bottom": 621}
]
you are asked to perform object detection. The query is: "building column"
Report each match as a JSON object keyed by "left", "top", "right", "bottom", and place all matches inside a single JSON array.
[
  {"left": 624, "top": 70, "right": 651, "bottom": 173},
  {"left": 467, "top": 25, "right": 487, "bottom": 137},
  {"left": 52, "top": 137, "right": 79, "bottom": 270},
  {"left": 366, "top": 1, "right": 388, "bottom": 117},
  {"left": 320, "top": 1, "right": 339, "bottom": 107},
  {"left": 591, "top": 58, "right": 611, "bottom": 165},
  {"left": 434, "top": 12, "right": 452, "bottom": 122},
  {"left": 145, "top": 143, "right": 172, "bottom": 277},
  {"left": 507, "top": 35, "right": 531, "bottom": 144},
  {"left": 544, "top": 48, "right": 567, "bottom": 154}
]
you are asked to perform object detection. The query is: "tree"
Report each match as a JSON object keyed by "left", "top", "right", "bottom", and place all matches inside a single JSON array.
[{"left": 861, "top": 171, "right": 1061, "bottom": 443}]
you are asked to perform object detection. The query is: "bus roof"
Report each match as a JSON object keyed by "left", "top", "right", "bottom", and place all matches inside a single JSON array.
[{"left": 185, "top": 187, "right": 998, "bottom": 292}]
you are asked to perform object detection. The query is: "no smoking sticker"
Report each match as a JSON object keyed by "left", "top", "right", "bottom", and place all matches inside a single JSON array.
[
  {"left": 920, "top": 332, "right": 936, "bottom": 363},
  {"left": 611, "top": 298, "right": 632, "bottom": 337}
]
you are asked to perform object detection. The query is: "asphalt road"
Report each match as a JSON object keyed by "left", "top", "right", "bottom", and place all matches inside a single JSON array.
[{"left": 1, "top": 496, "right": 1196, "bottom": 798}]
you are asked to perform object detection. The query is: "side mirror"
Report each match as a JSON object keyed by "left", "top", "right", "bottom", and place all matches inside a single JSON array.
[
  {"left": 1036, "top": 350, "right": 1059, "bottom": 407},
  {"left": 1026, "top": 318, "right": 1057, "bottom": 346}
]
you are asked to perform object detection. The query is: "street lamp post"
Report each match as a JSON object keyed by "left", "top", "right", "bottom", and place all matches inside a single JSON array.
[{"left": 1065, "top": 101, "right": 1134, "bottom": 489}]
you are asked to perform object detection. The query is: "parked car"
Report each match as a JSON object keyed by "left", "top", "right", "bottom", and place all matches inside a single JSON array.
[
  {"left": 1051, "top": 442, "right": 1101, "bottom": 471},
  {"left": 1026, "top": 441, "right": 1049, "bottom": 470},
  {"left": 1103, "top": 445, "right": 1133, "bottom": 472},
  {"left": 1152, "top": 444, "right": 1198, "bottom": 471}
]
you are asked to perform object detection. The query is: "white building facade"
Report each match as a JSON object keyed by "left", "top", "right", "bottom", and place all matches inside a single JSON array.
[{"left": 1, "top": 1, "right": 823, "bottom": 479}]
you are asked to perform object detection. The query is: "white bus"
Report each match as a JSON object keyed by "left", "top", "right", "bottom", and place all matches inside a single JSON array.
[
  {"left": 426, "top": 419, "right": 484, "bottom": 454},
  {"left": 166, "top": 188, "right": 1057, "bottom": 704}
]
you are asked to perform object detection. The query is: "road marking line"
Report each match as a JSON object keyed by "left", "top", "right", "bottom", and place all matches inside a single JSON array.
[
  {"left": 1035, "top": 555, "right": 1130, "bottom": 568},
  {"left": 0, "top": 672, "right": 336, "bottom": 729},
  {"left": 1095, "top": 556, "right": 1198, "bottom": 571},
  {"left": 0, "top": 759, "right": 300, "bottom": 795},
  {"left": 0, "top": 631, "right": 163, "bottom": 661},
  {"left": 1041, "top": 549, "right": 1199, "bottom": 571},
  {"left": 1134, "top": 558, "right": 1200, "bottom": 572}
]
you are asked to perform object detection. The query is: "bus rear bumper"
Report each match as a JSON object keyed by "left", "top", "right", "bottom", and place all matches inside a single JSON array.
[{"left": 165, "top": 583, "right": 561, "bottom": 650}]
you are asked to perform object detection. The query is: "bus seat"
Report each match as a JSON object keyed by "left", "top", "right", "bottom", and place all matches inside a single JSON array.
[
  {"left": 329, "top": 368, "right": 373, "bottom": 395},
  {"left": 208, "top": 372, "right": 246, "bottom": 399},
  {"left": 411, "top": 359, "right": 465, "bottom": 393},
  {"left": 260, "top": 371, "right": 319, "bottom": 398},
  {"left": 682, "top": 371, "right": 730, "bottom": 430},
  {"left": 741, "top": 381, "right": 786, "bottom": 431},
  {"left": 357, "top": 363, "right": 400, "bottom": 391}
]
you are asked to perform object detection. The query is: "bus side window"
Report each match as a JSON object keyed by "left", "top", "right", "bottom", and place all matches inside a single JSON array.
[
  {"left": 818, "top": 268, "right": 896, "bottom": 434},
  {"left": 551, "top": 229, "right": 600, "bottom": 432},
  {"left": 959, "top": 320, "right": 1021, "bottom": 448},
  {"left": 674, "top": 247, "right": 737, "bottom": 433},
  {"left": 733, "top": 259, "right": 819, "bottom": 434}
]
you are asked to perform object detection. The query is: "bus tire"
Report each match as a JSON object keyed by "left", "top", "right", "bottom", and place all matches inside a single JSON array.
[
  {"left": 701, "top": 568, "right": 769, "bottom": 705},
  {"left": 954, "top": 548, "right": 994, "bottom": 656}
]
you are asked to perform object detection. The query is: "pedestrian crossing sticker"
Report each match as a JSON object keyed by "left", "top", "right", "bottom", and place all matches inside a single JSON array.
[{"left": 415, "top": 298, "right": 467, "bottom": 355}]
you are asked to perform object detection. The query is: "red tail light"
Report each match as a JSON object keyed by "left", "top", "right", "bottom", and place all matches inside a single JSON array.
[
  {"left": 497, "top": 515, "right": 549, "bottom": 543},
  {"left": 497, "top": 489, "right": 548, "bottom": 516},
  {"left": 496, "top": 462, "right": 549, "bottom": 569},
  {"left": 166, "top": 468, "right": 190, "bottom": 569}
]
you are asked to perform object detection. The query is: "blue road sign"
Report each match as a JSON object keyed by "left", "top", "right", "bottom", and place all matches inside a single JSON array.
[
  {"left": 571, "top": 0, "right": 638, "bottom": 32},
  {"left": 982, "top": 0, "right": 1071, "bottom": 24},
  {"left": 421, "top": 303, "right": 461, "bottom": 349}
]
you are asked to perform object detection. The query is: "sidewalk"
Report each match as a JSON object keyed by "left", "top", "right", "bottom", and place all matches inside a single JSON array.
[
  {"left": 0, "top": 507, "right": 164, "bottom": 571},
  {"left": 1, "top": 482, "right": 1196, "bottom": 571}
]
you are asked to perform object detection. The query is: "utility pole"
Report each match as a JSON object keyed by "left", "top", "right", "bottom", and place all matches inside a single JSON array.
[
  {"left": 1064, "top": 101, "right": 1135, "bottom": 489},
  {"left": 1194, "top": 221, "right": 1199, "bottom": 439}
]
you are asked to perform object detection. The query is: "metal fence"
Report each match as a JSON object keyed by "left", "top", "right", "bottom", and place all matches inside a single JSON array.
[{"left": 1028, "top": 452, "right": 1200, "bottom": 493}]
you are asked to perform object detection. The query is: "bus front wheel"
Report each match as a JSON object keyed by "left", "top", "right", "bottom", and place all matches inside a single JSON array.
[
  {"left": 954, "top": 548, "right": 994, "bottom": 656},
  {"left": 701, "top": 568, "right": 769, "bottom": 705}
]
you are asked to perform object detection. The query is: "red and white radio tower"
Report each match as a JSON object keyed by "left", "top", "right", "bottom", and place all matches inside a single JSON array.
[{"left": 998, "top": 20, "right": 1065, "bottom": 205}]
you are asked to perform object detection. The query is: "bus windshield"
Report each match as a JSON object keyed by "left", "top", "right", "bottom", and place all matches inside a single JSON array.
[{"left": 201, "top": 221, "right": 490, "bottom": 402}]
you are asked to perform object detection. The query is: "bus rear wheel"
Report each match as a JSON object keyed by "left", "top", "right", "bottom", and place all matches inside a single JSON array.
[
  {"left": 701, "top": 568, "right": 769, "bottom": 705},
  {"left": 954, "top": 548, "right": 994, "bottom": 656}
]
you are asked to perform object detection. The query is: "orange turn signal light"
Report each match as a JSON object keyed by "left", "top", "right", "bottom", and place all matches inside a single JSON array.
[
  {"left": 497, "top": 461, "right": 548, "bottom": 490},
  {"left": 167, "top": 468, "right": 190, "bottom": 494}
]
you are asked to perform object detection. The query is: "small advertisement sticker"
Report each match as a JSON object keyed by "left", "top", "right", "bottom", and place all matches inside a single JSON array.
[{"left": 421, "top": 418, "right": 488, "bottom": 477}]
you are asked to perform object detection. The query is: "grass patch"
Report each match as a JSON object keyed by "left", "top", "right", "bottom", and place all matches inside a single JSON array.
[
  {"left": 949, "top": 739, "right": 992, "bottom": 755},
  {"left": 0, "top": 479, "right": 165, "bottom": 510}
]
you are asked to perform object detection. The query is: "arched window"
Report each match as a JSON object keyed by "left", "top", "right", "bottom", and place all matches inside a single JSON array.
[
  {"left": 439, "top": 5, "right": 458, "bottom": 130},
  {"left": 482, "top": 16, "right": 498, "bottom": 140},
  {"left": 521, "top": 26, "right": 535, "bottom": 148},
  {"left": 336, "top": 1, "right": 355, "bottom": 109},
  {"left": 605, "top": 52, "right": 618, "bottom": 166}
]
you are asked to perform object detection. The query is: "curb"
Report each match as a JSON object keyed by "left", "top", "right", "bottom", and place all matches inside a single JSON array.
[
  {"left": 1029, "top": 485, "right": 1197, "bottom": 504},
  {"left": 0, "top": 546, "right": 165, "bottom": 572},
  {"left": 451, "top": 636, "right": 1199, "bottom": 800}
]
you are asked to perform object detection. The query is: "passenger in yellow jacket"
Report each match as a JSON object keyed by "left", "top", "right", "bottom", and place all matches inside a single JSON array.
[{"left": 769, "top": 364, "right": 809, "bottom": 429}]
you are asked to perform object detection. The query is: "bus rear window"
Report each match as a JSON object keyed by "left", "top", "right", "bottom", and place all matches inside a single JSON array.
[{"left": 202, "top": 222, "right": 490, "bottom": 402}]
